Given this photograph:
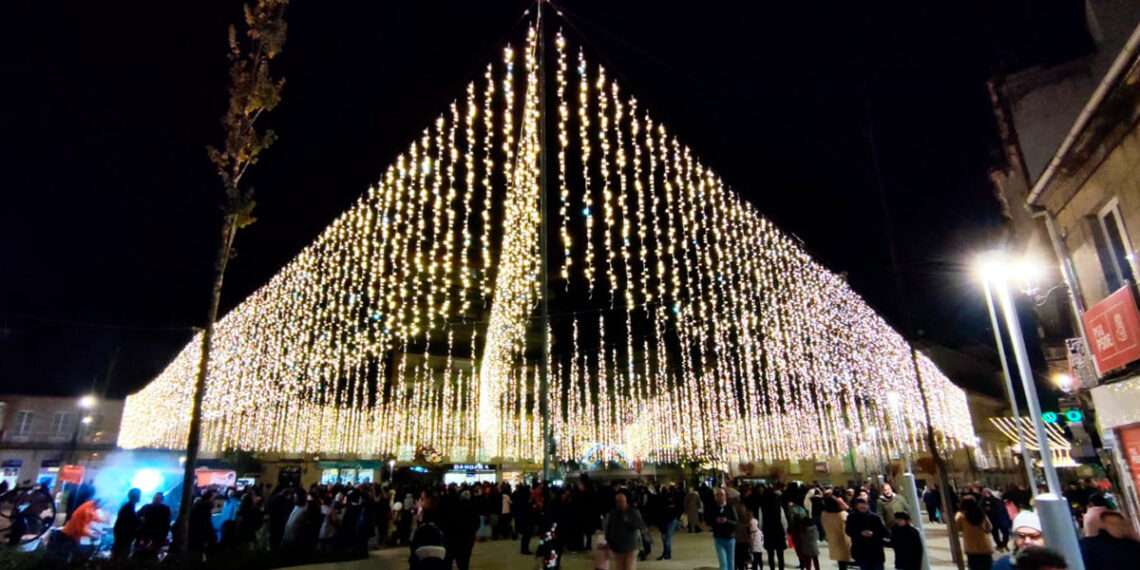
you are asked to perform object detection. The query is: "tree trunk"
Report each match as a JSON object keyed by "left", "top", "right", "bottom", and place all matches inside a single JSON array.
[
  {"left": 173, "top": 213, "right": 237, "bottom": 555},
  {"left": 911, "top": 348, "right": 965, "bottom": 570}
]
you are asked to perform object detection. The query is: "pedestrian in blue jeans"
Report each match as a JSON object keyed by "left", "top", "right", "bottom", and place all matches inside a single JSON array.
[{"left": 708, "top": 488, "right": 738, "bottom": 570}]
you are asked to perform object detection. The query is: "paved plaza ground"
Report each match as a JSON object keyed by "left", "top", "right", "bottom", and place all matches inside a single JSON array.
[{"left": 293, "top": 521, "right": 966, "bottom": 570}]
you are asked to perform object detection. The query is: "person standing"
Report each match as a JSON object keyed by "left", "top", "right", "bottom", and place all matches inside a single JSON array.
[
  {"left": 686, "top": 485, "right": 703, "bottom": 533},
  {"left": 877, "top": 483, "right": 908, "bottom": 530},
  {"left": 135, "top": 492, "right": 171, "bottom": 560},
  {"left": 514, "top": 483, "right": 533, "bottom": 554},
  {"left": 603, "top": 490, "right": 648, "bottom": 570},
  {"left": 821, "top": 494, "right": 853, "bottom": 570},
  {"left": 1080, "top": 511, "right": 1140, "bottom": 569},
  {"left": 889, "top": 511, "right": 923, "bottom": 570},
  {"left": 954, "top": 495, "right": 993, "bottom": 570},
  {"left": 845, "top": 497, "right": 887, "bottom": 570},
  {"left": 444, "top": 490, "right": 480, "bottom": 570},
  {"left": 112, "top": 488, "right": 141, "bottom": 561},
  {"left": 789, "top": 499, "right": 820, "bottom": 570},
  {"left": 188, "top": 490, "right": 218, "bottom": 560},
  {"left": 992, "top": 510, "right": 1045, "bottom": 569},
  {"left": 735, "top": 500, "right": 755, "bottom": 570},
  {"left": 760, "top": 488, "right": 788, "bottom": 570},
  {"left": 707, "top": 488, "right": 738, "bottom": 570},
  {"left": 498, "top": 482, "right": 513, "bottom": 541}
]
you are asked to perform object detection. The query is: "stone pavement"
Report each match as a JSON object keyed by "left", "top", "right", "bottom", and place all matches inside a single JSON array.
[{"left": 290, "top": 522, "right": 968, "bottom": 570}]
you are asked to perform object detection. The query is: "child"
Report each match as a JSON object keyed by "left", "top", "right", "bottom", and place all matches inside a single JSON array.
[
  {"left": 890, "top": 511, "right": 923, "bottom": 570},
  {"left": 749, "top": 509, "right": 764, "bottom": 570}
]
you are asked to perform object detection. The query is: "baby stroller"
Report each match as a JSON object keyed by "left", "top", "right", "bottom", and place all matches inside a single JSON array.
[{"left": 408, "top": 521, "right": 447, "bottom": 570}]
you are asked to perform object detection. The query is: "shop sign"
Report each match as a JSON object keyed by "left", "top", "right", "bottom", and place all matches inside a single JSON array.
[
  {"left": 451, "top": 463, "right": 491, "bottom": 472},
  {"left": 1119, "top": 424, "right": 1140, "bottom": 494},
  {"left": 1083, "top": 286, "right": 1140, "bottom": 375},
  {"left": 58, "top": 464, "right": 85, "bottom": 484},
  {"left": 1, "top": 459, "right": 22, "bottom": 468},
  {"left": 194, "top": 468, "right": 236, "bottom": 488}
]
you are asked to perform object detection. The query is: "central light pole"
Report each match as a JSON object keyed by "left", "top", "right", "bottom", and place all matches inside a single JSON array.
[
  {"left": 979, "top": 273, "right": 1037, "bottom": 488},
  {"left": 980, "top": 255, "right": 1085, "bottom": 570}
]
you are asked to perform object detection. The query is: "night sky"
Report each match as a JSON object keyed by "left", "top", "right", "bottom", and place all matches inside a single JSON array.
[{"left": 2, "top": 1, "right": 1085, "bottom": 398}]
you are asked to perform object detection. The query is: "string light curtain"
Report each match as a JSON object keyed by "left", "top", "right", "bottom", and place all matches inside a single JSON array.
[{"left": 119, "top": 22, "right": 975, "bottom": 464}]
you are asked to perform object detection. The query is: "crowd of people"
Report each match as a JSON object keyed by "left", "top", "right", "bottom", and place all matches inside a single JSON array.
[{"left": 14, "top": 472, "right": 1140, "bottom": 570}]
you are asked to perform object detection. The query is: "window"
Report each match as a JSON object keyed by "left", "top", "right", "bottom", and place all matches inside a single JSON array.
[
  {"left": 51, "top": 412, "right": 72, "bottom": 435},
  {"left": 1097, "top": 199, "right": 1136, "bottom": 292},
  {"left": 14, "top": 411, "right": 33, "bottom": 436}
]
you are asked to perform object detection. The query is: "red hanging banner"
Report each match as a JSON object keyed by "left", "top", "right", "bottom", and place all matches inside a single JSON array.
[{"left": 1082, "top": 286, "right": 1140, "bottom": 375}]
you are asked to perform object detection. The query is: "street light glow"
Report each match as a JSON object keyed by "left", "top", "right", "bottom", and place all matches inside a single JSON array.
[{"left": 78, "top": 394, "right": 96, "bottom": 409}]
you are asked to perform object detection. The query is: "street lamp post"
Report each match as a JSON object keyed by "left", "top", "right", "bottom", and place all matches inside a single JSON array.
[
  {"left": 983, "top": 261, "right": 1085, "bottom": 570},
  {"left": 981, "top": 279, "right": 1038, "bottom": 488}
]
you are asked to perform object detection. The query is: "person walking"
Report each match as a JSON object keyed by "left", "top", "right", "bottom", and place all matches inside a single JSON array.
[
  {"left": 922, "top": 484, "right": 941, "bottom": 523},
  {"left": 889, "top": 511, "right": 923, "bottom": 570},
  {"left": 112, "top": 488, "right": 141, "bottom": 561},
  {"left": 603, "top": 490, "right": 648, "bottom": 570},
  {"left": 982, "top": 487, "right": 1012, "bottom": 551},
  {"left": 954, "top": 495, "right": 993, "bottom": 570},
  {"left": 845, "top": 497, "right": 887, "bottom": 570},
  {"left": 707, "top": 488, "right": 738, "bottom": 570},
  {"left": 655, "top": 484, "right": 681, "bottom": 560},
  {"left": 821, "top": 494, "right": 854, "bottom": 570},
  {"left": 685, "top": 485, "right": 703, "bottom": 533},
  {"left": 188, "top": 490, "right": 218, "bottom": 560}
]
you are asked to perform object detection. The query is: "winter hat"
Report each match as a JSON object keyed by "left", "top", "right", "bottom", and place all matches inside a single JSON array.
[{"left": 1012, "top": 510, "right": 1041, "bottom": 532}]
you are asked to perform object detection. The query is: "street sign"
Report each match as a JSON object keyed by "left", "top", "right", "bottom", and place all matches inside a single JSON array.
[
  {"left": 1066, "top": 337, "right": 1099, "bottom": 389},
  {"left": 1082, "top": 286, "right": 1140, "bottom": 375},
  {"left": 1042, "top": 411, "right": 1059, "bottom": 424}
]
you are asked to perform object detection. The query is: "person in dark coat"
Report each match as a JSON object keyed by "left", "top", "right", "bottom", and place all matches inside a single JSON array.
[
  {"left": 888, "top": 511, "right": 923, "bottom": 570},
  {"left": 444, "top": 491, "right": 481, "bottom": 570},
  {"left": 922, "top": 485, "right": 941, "bottom": 523},
  {"left": 845, "top": 498, "right": 888, "bottom": 570},
  {"left": 268, "top": 487, "right": 293, "bottom": 550},
  {"left": 513, "top": 484, "right": 533, "bottom": 554},
  {"left": 188, "top": 490, "right": 218, "bottom": 560},
  {"left": 982, "top": 488, "right": 1012, "bottom": 551},
  {"left": 1080, "top": 511, "right": 1140, "bottom": 570},
  {"left": 235, "top": 493, "right": 262, "bottom": 547},
  {"left": 760, "top": 489, "right": 787, "bottom": 570},
  {"left": 111, "top": 488, "right": 141, "bottom": 560},
  {"left": 135, "top": 492, "right": 172, "bottom": 560}
]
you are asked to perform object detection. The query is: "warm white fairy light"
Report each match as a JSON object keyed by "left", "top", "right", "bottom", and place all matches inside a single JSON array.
[{"left": 120, "top": 26, "right": 974, "bottom": 466}]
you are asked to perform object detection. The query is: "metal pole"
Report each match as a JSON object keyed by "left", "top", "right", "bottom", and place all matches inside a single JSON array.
[
  {"left": 983, "top": 280, "right": 1036, "bottom": 487},
  {"left": 536, "top": 0, "right": 553, "bottom": 483},
  {"left": 992, "top": 277, "right": 1085, "bottom": 570},
  {"left": 893, "top": 404, "right": 931, "bottom": 570}
]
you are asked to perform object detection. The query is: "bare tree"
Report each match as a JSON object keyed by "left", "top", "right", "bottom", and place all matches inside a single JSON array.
[{"left": 173, "top": 0, "right": 288, "bottom": 554}]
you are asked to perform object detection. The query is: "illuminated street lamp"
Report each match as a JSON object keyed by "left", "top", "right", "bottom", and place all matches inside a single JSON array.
[
  {"left": 388, "top": 459, "right": 396, "bottom": 484},
  {"left": 976, "top": 252, "right": 1085, "bottom": 570},
  {"left": 78, "top": 394, "right": 96, "bottom": 410}
]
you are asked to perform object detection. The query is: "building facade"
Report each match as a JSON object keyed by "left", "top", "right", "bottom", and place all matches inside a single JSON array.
[
  {"left": 1017, "top": 18, "right": 1140, "bottom": 532},
  {"left": 0, "top": 395, "right": 122, "bottom": 490}
]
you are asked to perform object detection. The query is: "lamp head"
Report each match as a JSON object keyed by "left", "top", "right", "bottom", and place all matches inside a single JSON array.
[{"left": 78, "top": 395, "right": 96, "bottom": 409}]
